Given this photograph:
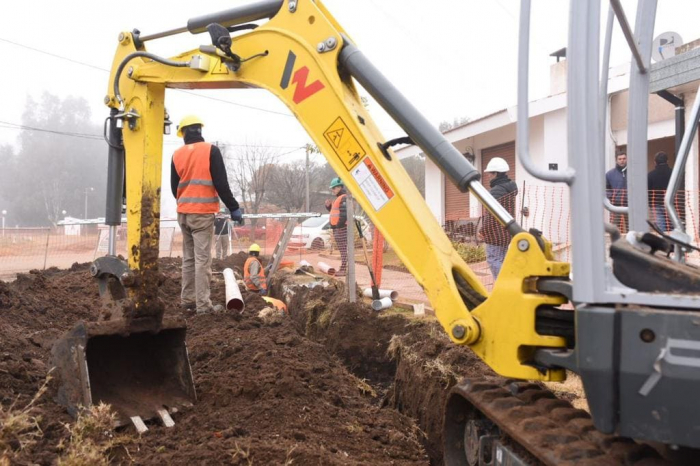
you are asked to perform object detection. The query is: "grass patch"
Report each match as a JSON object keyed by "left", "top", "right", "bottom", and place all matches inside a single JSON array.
[
  {"left": 1, "top": 372, "right": 52, "bottom": 462},
  {"left": 452, "top": 242, "right": 486, "bottom": 263},
  {"left": 57, "top": 403, "right": 129, "bottom": 466}
]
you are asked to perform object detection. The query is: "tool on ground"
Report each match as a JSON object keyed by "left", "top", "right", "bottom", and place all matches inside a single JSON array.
[
  {"left": 355, "top": 219, "right": 381, "bottom": 306},
  {"left": 262, "top": 296, "right": 288, "bottom": 313},
  {"left": 295, "top": 265, "right": 321, "bottom": 279}
]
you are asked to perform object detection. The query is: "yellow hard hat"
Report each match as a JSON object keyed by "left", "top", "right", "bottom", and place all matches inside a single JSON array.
[
  {"left": 249, "top": 243, "right": 261, "bottom": 253},
  {"left": 177, "top": 115, "right": 204, "bottom": 137}
]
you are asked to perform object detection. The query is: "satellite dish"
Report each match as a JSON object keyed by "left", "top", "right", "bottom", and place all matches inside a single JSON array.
[{"left": 652, "top": 32, "right": 683, "bottom": 63}]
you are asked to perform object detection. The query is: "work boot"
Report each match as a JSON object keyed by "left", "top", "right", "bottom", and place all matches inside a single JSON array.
[{"left": 180, "top": 302, "right": 196, "bottom": 311}]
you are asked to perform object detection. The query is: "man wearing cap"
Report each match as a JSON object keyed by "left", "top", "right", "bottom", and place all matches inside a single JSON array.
[
  {"left": 480, "top": 157, "right": 518, "bottom": 280},
  {"left": 324, "top": 177, "right": 348, "bottom": 276},
  {"left": 171, "top": 115, "right": 243, "bottom": 314},
  {"left": 244, "top": 243, "right": 267, "bottom": 294}
]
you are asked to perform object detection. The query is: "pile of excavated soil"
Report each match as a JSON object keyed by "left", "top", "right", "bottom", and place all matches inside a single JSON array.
[
  {"left": 283, "top": 282, "right": 483, "bottom": 465},
  {"left": 0, "top": 259, "right": 428, "bottom": 465}
]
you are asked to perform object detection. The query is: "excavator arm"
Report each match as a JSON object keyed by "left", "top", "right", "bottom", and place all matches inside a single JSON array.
[{"left": 102, "top": 0, "right": 570, "bottom": 382}]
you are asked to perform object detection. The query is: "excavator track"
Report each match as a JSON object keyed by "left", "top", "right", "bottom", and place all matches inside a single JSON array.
[{"left": 444, "top": 376, "right": 668, "bottom": 466}]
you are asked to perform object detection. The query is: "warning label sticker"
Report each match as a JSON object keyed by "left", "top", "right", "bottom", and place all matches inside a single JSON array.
[
  {"left": 324, "top": 117, "right": 365, "bottom": 171},
  {"left": 351, "top": 157, "right": 395, "bottom": 211}
]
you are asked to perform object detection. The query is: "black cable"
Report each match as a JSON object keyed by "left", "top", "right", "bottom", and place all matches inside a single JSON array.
[
  {"left": 0, "top": 36, "right": 293, "bottom": 118},
  {"left": 114, "top": 52, "right": 190, "bottom": 109}
]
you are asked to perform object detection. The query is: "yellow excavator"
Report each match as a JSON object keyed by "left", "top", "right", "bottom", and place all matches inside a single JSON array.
[{"left": 51, "top": 0, "right": 700, "bottom": 462}]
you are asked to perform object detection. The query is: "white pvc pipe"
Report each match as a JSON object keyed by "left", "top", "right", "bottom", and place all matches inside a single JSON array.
[
  {"left": 318, "top": 262, "right": 336, "bottom": 275},
  {"left": 371, "top": 297, "right": 393, "bottom": 311},
  {"left": 223, "top": 268, "right": 244, "bottom": 312},
  {"left": 362, "top": 288, "right": 398, "bottom": 300},
  {"left": 300, "top": 259, "right": 312, "bottom": 267}
]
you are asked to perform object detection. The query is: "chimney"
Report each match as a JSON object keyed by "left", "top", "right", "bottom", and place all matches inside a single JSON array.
[{"left": 549, "top": 47, "right": 567, "bottom": 95}]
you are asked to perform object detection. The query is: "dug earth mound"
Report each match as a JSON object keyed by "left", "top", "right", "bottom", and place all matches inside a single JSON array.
[{"left": 1, "top": 257, "right": 588, "bottom": 465}]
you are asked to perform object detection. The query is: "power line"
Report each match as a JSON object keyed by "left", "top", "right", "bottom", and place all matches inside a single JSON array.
[
  {"left": 0, "top": 121, "right": 104, "bottom": 141},
  {"left": 0, "top": 37, "right": 107, "bottom": 72},
  {"left": 0, "top": 36, "right": 295, "bottom": 118},
  {"left": 0, "top": 119, "right": 307, "bottom": 154}
]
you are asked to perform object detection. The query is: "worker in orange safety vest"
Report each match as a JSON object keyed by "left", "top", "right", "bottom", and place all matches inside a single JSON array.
[
  {"left": 171, "top": 115, "right": 243, "bottom": 315},
  {"left": 243, "top": 243, "right": 268, "bottom": 295},
  {"left": 324, "top": 177, "right": 348, "bottom": 276}
]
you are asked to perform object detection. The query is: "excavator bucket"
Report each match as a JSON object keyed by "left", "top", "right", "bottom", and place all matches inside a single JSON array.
[{"left": 51, "top": 317, "right": 196, "bottom": 429}]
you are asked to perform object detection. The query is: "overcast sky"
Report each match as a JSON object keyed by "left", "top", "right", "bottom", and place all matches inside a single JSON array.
[{"left": 1, "top": 0, "right": 699, "bottom": 165}]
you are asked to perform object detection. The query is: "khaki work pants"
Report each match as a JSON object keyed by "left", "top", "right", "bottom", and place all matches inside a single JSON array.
[{"left": 178, "top": 213, "right": 215, "bottom": 312}]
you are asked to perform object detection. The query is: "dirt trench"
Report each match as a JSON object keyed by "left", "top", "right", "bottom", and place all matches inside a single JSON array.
[{"left": 282, "top": 279, "right": 497, "bottom": 465}]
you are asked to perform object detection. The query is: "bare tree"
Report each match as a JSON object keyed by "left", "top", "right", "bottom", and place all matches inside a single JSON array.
[
  {"left": 267, "top": 162, "right": 323, "bottom": 213},
  {"left": 400, "top": 155, "right": 426, "bottom": 197},
  {"left": 223, "top": 142, "right": 279, "bottom": 240},
  {"left": 0, "top": 93, "right": 106, "bottom": 226},
  {"left": 438, "top": 116, "right": 471, "bottom": 133}
]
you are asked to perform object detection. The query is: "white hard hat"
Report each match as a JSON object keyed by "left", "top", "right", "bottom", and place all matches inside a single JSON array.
[{"left": 484, "top": 157, "right": 509, "bottom": 173}]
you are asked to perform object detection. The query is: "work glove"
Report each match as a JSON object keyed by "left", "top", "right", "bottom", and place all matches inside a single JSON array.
[{"left": 230, "top": 208, "right": 244, "bottom": 225}]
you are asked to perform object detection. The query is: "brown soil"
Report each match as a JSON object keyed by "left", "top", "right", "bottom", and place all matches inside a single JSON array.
[
  {"left": 286, "top": 282, "right": 412, "bottom": 388},
  {"left": 1, "top": 256, "right": 593, "bottom": 466},
  {"left": 281, "top": 276, "right": 495, "bottom": 465},
  {"left": 1, "top": 259, "right": 428, "bottom": 465},
  {"left": 385, "top": 321, "right": 497, "bottom": 465}
]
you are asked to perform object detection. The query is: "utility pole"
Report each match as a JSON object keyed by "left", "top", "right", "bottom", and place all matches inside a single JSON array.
[
  {"left": 1, "top": 210, "right": 6, "bottom": 237},
  {"left": 346, "top": 193, "right": 356, "bottom": 302},
  {"left": 305, "top": 144, "right": 311, "bottom": 212},
  {"left": 84, "top": 187, "right": 94, "bottom": 219},
  {"left": 304, "top": 143, "right": 319, "bottom": 212}
]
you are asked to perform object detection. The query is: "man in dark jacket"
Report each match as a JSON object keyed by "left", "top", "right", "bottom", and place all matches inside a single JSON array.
[
  {"left": 605, "top": 152, "right": 628, "bottom": 233},
  {"left": 648, "top": 151, "right": 672, "bottom": 231},
  {"left": 480, "top": 157, "right": 518, "bottom": 280},
  {"left": 324, "top": 177, "right": 348, "bottom": 276}
]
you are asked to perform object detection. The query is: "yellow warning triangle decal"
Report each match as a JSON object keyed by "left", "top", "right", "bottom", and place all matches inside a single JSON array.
[
  {"left": 327, "top": 128, "right": 344, "bottom": 148},
  {"left": 212, "top": 59, "right": 230, "bottom": 75}
]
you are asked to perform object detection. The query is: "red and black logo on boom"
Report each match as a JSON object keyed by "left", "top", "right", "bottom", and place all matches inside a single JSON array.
[{"left": 280, "top": 51, "right": 325, "bottom": 104}]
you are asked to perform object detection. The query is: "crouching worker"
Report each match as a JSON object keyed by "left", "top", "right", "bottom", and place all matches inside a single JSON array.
[{"left": 244, "top": 244, "right": 268, "bottom": 295}]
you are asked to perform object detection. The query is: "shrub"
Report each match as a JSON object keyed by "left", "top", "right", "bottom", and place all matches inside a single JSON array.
[{"left": 452, "top": 242, "right": 486, "bottom": 263}]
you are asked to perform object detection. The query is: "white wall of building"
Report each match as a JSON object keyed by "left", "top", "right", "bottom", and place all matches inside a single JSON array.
[
  {"left": 161, "top": 151, "right": 178, "bottom": 221},
  {"left": 425, "top": 159, "right": 445, "bottom": 225}
]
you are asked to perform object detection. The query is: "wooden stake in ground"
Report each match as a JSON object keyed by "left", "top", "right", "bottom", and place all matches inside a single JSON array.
[{"left": 346, "top": 194, "right": 355, "bottom": 303}]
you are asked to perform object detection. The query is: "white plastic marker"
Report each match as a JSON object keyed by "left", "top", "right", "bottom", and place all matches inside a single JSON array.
[
  {"left": 223, "top": 268, "right": 244, "bottom": 311},
  {"left": 318, "top": 262, "right": 336, "bottom": 275},
  {"left": 362, "top": 288, "right": 398, "bottom": 300},
  {"left": 371, "top": 297, "right": 393, "bottom": 311}
]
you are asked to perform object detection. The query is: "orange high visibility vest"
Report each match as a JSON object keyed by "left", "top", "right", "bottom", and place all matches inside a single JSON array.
[
  {"left": 330, "top": 194, "right": 346, "bottom": 226},
  {"left": 173, "top": 142, "right": 219, "bottom": 214},
  {"left": 244, "top": 257, "right": 267, "bottom": 291}
]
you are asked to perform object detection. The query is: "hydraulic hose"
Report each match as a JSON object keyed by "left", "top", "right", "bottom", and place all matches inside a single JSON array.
[{"left": 113, "top": 51, "right": 190, "bottom": 110}]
